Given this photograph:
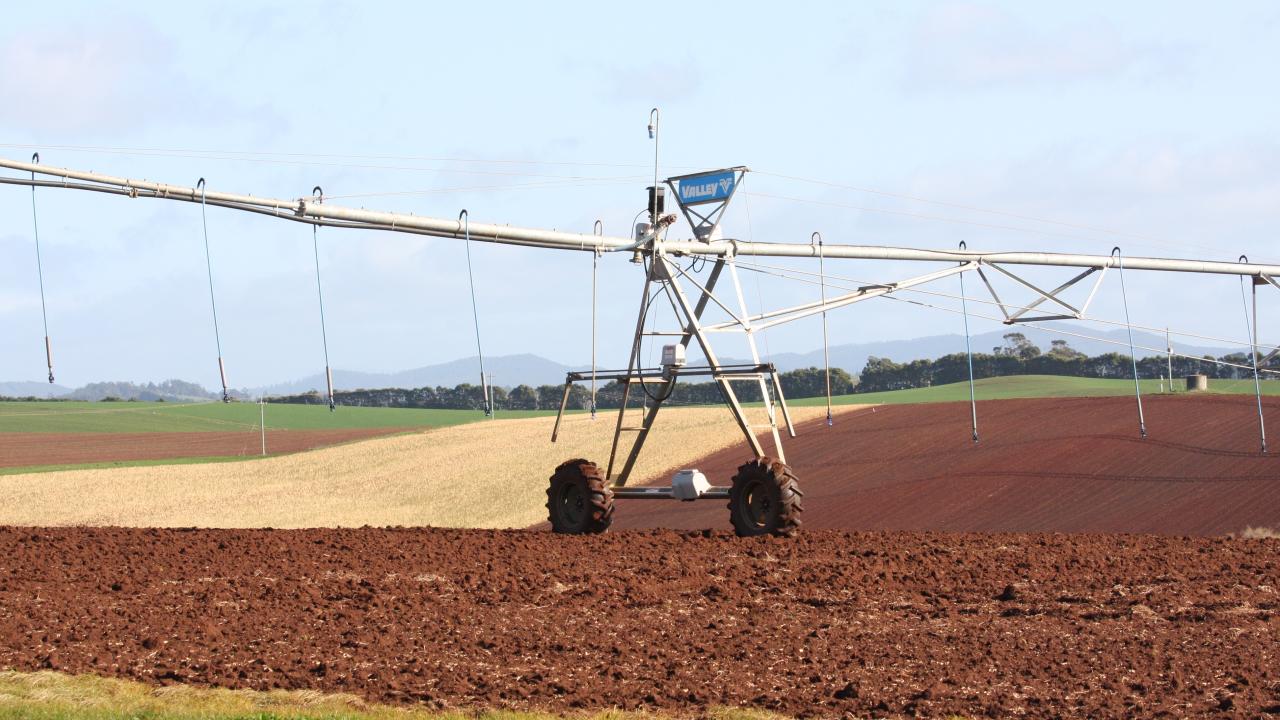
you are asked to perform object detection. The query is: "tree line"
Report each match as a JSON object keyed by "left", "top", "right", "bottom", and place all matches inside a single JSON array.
[
  {"left": 268, "top": 366, "right": 856, "bottom": 412},
  {"left": 267, "top": 334, "right": 1272, "bottom": 411},
  {"left": 857, "top": 333, "right": 1269, "bottom": 392}
]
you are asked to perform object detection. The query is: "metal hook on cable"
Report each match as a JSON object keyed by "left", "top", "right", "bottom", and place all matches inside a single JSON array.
[
  {"left": 29, "top": 152, "right": 55, "bottom": 383},
  {"left": 310, "top": 185, "right": 335, "bottom": 411},
  {"left": 959, "top": 240, "right": 978, "bottom": 443},
  {"left": 1239, "top": 254, "right": 1267, "bottom": 452},
  {"left": 460, "top": 209, "right": 490, "bottom": 417},
  {"left": 812, "top": 231, "right": 833, "bottom": 426},
  {"left": 1113, "top": 247, "right": 1146, "bottom": 438},
  {"left": 197, "top": 177, "right": 231, "bottom": 402}
]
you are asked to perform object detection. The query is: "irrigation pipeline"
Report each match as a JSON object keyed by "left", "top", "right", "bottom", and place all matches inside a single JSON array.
[
  {"left": 1, "top": 142, "right": 1221, "bottom": 260},
  {"left": 7, "top": 158, "right": 1280, "bottom": 279},
  {"left": 4, "top": 156, "right": 1280, "bottom": 392}
]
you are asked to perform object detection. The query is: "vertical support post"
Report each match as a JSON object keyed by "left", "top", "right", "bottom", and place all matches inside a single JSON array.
[
  {"left": 1166, "top": 327, "right": 1175, "bottom": 394},
  {"left": 551, "top": 380, "right": 573, "bottom": 442},
  {"left": 1113, "top": 248, "right": 1147, "bottom": 438},
  {"left": 605, "top": 271, "right": 655, "bottom": 484},
  {"left": 1240, "top": 257, "right": 1267, "bottom": 453},
  {"left": 959, "top": 244, "right": 979, "bottom": 443}
]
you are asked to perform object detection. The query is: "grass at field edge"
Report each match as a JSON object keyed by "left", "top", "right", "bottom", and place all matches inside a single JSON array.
[{"left": 0, "top": 670, "right": 811, "bottom": 720}]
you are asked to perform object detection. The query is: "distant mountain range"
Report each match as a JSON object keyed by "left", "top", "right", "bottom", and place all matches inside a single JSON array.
[
  {"left": 0, "top": 326, "right": 1245, "bottom": 401},
  {"left": 0, "top": 381, "right": 73, "bottom": 399},
  {"left": 254, "top": 353, "right": 578, "bottom": 396}
]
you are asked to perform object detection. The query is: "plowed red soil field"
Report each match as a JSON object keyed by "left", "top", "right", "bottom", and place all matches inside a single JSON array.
[
  {"left": 0, "top": 428, "right": 410, "bottom": 468},
  {"left": 0, "top": 527, "right": 1276, "bottom": 717},
  {"left": 611, "top": 395, "right": 1280, "bottom": 536}
]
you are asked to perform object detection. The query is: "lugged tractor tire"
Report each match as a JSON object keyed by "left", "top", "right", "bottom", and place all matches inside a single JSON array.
[
  {"left": 727, "top": 456, "right": 803, "bottom": 537},
  {"left": 546, "top": 458, "right": 615, "bottom": 534}
]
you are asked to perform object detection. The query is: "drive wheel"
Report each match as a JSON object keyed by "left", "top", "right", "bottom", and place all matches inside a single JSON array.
[
  {"left": 547, "top": 458, "right": 614, "bottom": 534},
  {"left": 728, "top": 457, "right": 803, "bottom": 537}
]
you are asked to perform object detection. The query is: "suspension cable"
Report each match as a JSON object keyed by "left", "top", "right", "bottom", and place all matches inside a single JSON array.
[
  {"left": 742, "top": 191, "right": 773, "bottom": 364},
  {"left": 1239, "top": 255, "right": 1267, "bottom": 453},
  {"left": 28, "top": 153, "right": 54, "bottom": 383},
  {"left": 460, "top": 210, "right": 490, "bottom": 416},
  {"left": 1115, "top": 248, "right": 1147, "bottom": 437},
  {"left": 959, "top": 242, "right": 979, "bottom": 443},
  {"left": 812, "top": 232, "right": 833, "bottom": 426},
  {"left": 311, "top": 187, "right": 336, "bottom": 411},
  {"left": 197, "top": 178, "right": 230, "bottom": 403}
]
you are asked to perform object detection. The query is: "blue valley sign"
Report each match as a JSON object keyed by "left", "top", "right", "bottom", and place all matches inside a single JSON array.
[{"left": 676, "top": 169, "right": 737, "bottom": 206}]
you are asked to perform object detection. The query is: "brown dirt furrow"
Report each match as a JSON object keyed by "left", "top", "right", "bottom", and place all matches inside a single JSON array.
[
  {"left": 0, "top": 527, "right": 1276, "bottom": 718},
  {"left": 609, "top": 395, "right": 1280, "bottom": 536},
  {"left": 0, "top": 429, "right": 411, "bottom": 469}
]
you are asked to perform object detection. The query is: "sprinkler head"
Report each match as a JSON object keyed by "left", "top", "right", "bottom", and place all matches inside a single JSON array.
[{"left": 647, "top": 124, "right": 655, "bottom": 139}]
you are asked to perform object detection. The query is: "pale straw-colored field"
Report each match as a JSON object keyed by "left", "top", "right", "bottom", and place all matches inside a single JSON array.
[{"left": 0, "top": 405, "right": 863, "bottom": 529}]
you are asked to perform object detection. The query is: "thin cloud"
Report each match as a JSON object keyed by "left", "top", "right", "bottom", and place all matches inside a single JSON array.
[
  {"left": 604, "top": 60, "right": 701, "bottom": 103},
  {"left": 0, "top": 18, "right": 284, "bottom": 137},
  {"left": 904, "top": 2, "right": 1193, "bottom": 90}
]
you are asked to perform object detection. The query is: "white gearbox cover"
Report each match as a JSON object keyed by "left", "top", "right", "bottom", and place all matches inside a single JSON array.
[
  {"left": 661, "top": 343, "right": 687, "bottom": 368},
  {"left": 671, "top": 469, "right": 710, "bottom": 501}
]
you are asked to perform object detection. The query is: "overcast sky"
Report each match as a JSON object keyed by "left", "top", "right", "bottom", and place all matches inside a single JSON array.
[{"left": 2, "top": 1, "right": 1278, "bottom": 390}]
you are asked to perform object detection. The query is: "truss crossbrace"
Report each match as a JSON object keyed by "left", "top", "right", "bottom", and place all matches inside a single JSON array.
[
  {"left": 704, "top": 262, "right": 976, "bottom": 332},
  {"left": 987, "top": 262, "right": 1085, "bottom": 316},
  {"left": 1002, "top": 266, "right": 1096, "bottom": 321}
]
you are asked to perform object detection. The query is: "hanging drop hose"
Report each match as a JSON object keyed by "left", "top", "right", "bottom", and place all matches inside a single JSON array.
[
  {"left": 460, "top": 210, "right": 490, "bottom": 416},
  {"left": 1239, "top": 255, "right": 1267, "bottom": 453},
  {"left": 198, "top": 178, "right": 231, "bottom": 403},
  {"left": 812, "top": 232, "right": 833, "bottom": 426},
  {"left": 311, "top": 187, "right": 335, "bottom": 411},
  {"left": 959, "top": 241, "right": 979, "bottom": 443},
  {"left": 1113, "top": 247, "right": 1146, "bottom": 438},
  {"left": 28, "top": 153, "right": 54, "bottom": 383},
  {"left": 591, "top": 220, "right": 602, "bottom": 420}
]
